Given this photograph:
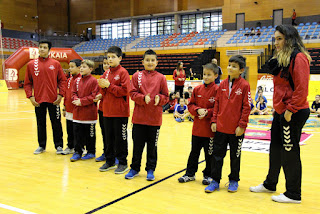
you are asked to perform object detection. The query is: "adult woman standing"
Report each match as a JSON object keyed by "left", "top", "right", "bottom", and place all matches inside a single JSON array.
[
  {"left": 250, "top": 25, "right": 311, "bottom": 203},
  {"left": 173, "top": 61, "right": 186, "bottom": 96}
]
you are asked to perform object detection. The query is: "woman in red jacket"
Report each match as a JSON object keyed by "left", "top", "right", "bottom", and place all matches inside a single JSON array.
[
  {"left": 250, "top": 25, "right": 311, "bottom": 204},
  {"left": 173, "top": 61, "right": 186, "bottom": 96}
]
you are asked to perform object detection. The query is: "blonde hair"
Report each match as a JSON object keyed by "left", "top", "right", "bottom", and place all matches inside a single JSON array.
[
  {"left": 81, "top": 59, "right": 95, "bottom": 68},
  {"left": 274, "top": 25, "right": 311, "bottom": 67}
]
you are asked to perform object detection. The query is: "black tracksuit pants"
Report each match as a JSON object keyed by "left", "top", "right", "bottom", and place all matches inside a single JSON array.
[
  {"left": 66, "top": 119, "right": 74, "bottom": 149},
  {"left": 103, "top": 117, "right": 128, "bottom": 166},
  {"left": 210, "top": 131, "right": 245, "bottom": 183},
  {"left": 73, "top": 123, "right": 96, "bottom": 155},
  {"left": 131, "top": 124, "right": 160, "bottom": 172},
  {"left": 175, "top": 85, "right": 184, "bottom": 97},
  {"left": 185, "top": 135, "right": 214, "bottom": 177},
  {"left": 98, "top": 110, "right": 106, "bottom": 152},
  {"left": 263, "top": 108, "right": 310, "bottom": 200},
  {"left": 35, "top": 102, "right": 63, "bottom": 149}
]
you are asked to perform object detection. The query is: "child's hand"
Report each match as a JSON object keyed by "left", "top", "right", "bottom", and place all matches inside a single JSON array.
[
  {"left": 29, "top": 96, "right": 40, "bottom": 107},
  {"left": 72, "top": 99, "right": 82, "bottom": 106},
  {"left": 284, "top": 110, "right": 292, "bottom": 122},
  {"left": 211, "top": 123, "right": 217, "bottom": 132},
  {"left": 197, "top": 108, "right": 208, "bottom": 119},
  {"left": 53, "top": 95, "right": 63, "bottom": 105},
  {"left": 235, "top": 126, "right": 245, "bottom": 136},
  {"left": 145, "top": 93, "right": 151, "bottom": 104},
  {"left": 154, "top": 95, "right": 160, "bottom": 106},
  {"left": 93, "top": 94, "right": 102, "bottom": 102},
  {"left": 98, "top": 79, "right": 110, "bottom": 88}
]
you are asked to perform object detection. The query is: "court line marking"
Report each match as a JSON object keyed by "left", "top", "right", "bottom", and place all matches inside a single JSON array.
[
  {"left": 85, "top": 160, "right": 205, "bottom": 214},
  {"left": 0, "top": 203, "right": 37, "bottom": 214}
]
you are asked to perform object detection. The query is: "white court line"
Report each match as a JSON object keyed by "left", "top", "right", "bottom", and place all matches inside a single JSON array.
[
  {"left": 0, "top": 110, "right": 34, "bottom": 114},
  {"left": 0, "top": 203, "right": 37, "bottom": 214},
  {"left": 0, "top": 117, "right": 34, "bottom": 121}
]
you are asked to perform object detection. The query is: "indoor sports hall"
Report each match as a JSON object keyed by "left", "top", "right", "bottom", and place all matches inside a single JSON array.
[{"left": 0, "top": 1, "right": 320, "bottom": 213}]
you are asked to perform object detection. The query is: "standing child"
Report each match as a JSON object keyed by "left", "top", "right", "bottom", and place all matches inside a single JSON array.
[
  {"left": 205, "top": 55, "right": 251, "bottom": 193},
  {"left": 62, "top": 59, "right": 82, "bottom": 154},
  {"left": 125, "top": 49, "right": 169, "bottom": 181},
  {"left": 178, "top": 63, "right": 219, "bottom": 185},
  {"left": 98, "top": 46, "right": 130, "bottom": 174},
  {"left": 70, "top": 60, "right": 99, "bottom": 161}
]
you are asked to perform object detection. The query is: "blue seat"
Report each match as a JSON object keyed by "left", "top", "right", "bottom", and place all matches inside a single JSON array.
[
  {"left": 244, "top": 40, "right": 249, "bottom": 43},
  {"left": 263, "top": 39, "right": 269, "bottom": 42},
  {"left": 257, "top": 39, "right": 262, "bottom": 42},
  {"left": 232, "top": 40, "right": 237, "bottom": 44},
  {"left": 238, "top": 40, "right": 243, "bottom": 43},
  {"left": 303, "top": 26, "right": 309, "bottom": 29},
  {"left": 299, "top": 23, "right": 304, "bottom": 26},
  {"left": 297, "top": 26, "right": 302, "bottom": 30},
  {"left": 305, "top": 22, "right": 310, "bottom": 26},
  {"left": 226, "top": 41, "right": 231, "bottom": 44},
  {"left": 262, "top": 26, "right": 267, "bottom": 29},
  {"left": 268, "top": 25, "right": 273, "bottom": 29},
  {"left": 312, "top": 22, "right": 317, "bottom": 25}
]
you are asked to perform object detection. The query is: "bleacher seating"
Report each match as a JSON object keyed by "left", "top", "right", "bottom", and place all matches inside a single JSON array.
[
  {"left": 309, "top": 48, "right": 320, "bottom": 74},
  {"left": 2, "top": 37, "right": 37, "bottom": 50},
  {"left": 121, "top": 52, "right": 201, "bottom": 75},
  {"left": 74, "top": 36, "right": 138, "bottom": 52}
]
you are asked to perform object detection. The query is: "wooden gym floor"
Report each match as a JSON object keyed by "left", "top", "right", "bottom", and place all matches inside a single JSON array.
[{"left": 0, "top": 89, "right": 319, "bottom": 214}]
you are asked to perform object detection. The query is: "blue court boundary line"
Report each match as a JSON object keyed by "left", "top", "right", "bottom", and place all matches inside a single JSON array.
[{"left": 85, "top": 160, "right": 205, "bottom": 214}]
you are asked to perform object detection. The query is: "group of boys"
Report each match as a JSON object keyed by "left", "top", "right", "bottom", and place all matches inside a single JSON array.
[{"left": 25, "top": 40, "right": 251, "bottom": 187}]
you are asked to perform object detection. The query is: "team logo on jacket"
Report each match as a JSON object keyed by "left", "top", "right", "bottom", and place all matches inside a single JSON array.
[
  {"left": 235, "top": 88, "right": 242, "bottom": 95},
  {"left": 114, "top": 75, "right": 120, "bottom": 80},
  {"left": 209, "top": 96, "right": 215, "bottom": 103},
  {"left": 222, "top": 89, "right": 226, "bottom": 91},
  {"left": 49, "top": 65, "right": 55, "bottom": 70},
  {"left": 34, "top": 59, "right": 39, "bottom": 76}
]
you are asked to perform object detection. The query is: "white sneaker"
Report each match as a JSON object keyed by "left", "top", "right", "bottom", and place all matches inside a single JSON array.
[
  {"left": 56, "top": 146, "right": 64, "bottom": 154},
  {"left": 34, "top": 147, "right": 45, "bottom": 154},
  {"left": 62, "top": 147, "right": 75, "bottom": 155},
  {"left": 271, "top": 193, "right": 301, "bottom": 204},
  {"left": 250, "top": 184, "right": 275, "bottom": 193}
]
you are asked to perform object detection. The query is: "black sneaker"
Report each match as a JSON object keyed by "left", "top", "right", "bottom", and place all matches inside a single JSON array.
[
  {"left": 178, "top": 175, "right": 195, "bottom": 183},
  {"left": 114, "top": 164, "right": 129, "bottom": 174},
  {"left": 99, "top": 163, "right": 117, "bottom": 172},
  {"left": 202, "top": 176, "right": 213, "bottom": 185}
]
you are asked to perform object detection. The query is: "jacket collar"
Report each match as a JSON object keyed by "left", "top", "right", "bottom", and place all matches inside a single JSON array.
[{"left": 110, "top": 65, "right": 121, "bottom": 73}]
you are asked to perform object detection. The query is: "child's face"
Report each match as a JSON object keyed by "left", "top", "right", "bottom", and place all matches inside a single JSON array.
[
  {"left": 227, "top": 62, "right": 243, "bottom": 79},
  {"left": 258, "top": 90, "right": 263, "bottom": 96},
  {"left": 179, "top": 99, "right": 185, "bottom": 106},
  {"left": 203, "top": 68, "right": 218, "bottom": 84},
  {"left": 103, "top": 59, "right": 110, "bottom": 71},
  {"left": 175, "top": 92, "right": 180, "bottom": 98},
  {"left": 171, "top": 94, "right": 175, "bottom": 99},
  {"left": 80, "top": 63, "right": 93, "bottom": 76},
  {"left": 39, "top": 43, "right": 49, "bottom": 58},
  {"left": 69, "top": 62, "right": 80, "bottom": 75},
  {"left": 316, "top": 96, "right": 320, "bottom": 102},
  {"left": 142, "top": 54, "right": 158, "bottom": 71},
  {"left": 179, "top": 63, "right": 183, "bottom": 69},
  {"left": 188, "top": 88, "right": 193, "bottom": 93},
  {"left": 259, "top": 97, "right": 264, "bottom": 103},
  {"left": 107, "top": 53, "right": 122, "bottom": 68}
]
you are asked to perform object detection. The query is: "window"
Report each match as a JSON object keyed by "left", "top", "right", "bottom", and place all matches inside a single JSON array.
[
  {"left": 138, "top": 16, "right": 174, "bottom": 37},
  {"left": 181, "top": 11, "right": 222, "bottom": 34},
  {"left": 100, "top": 21, "right": 131, "bottom": 39}
]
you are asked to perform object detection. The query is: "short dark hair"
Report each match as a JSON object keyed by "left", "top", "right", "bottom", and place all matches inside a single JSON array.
[
  {"left": 70, "top": 59, "right": 82, "bottom": 67},
  {"left": 184, "top": 91, "right": 190, "bottom": 99},
  {"left": 188, "top": 86, "right": 193, "bottom": 90},
  {"left": 178, "top": 97, "right": 185, "bottom": 103},
  {"left": 143, "top": 49, "right": 157, "bottom": 59},
  {"left": 203, "top": 63, "right": 219, "bottom": 75},
  {"left": 229, "top": 55, "right": 246, "bottom": 69},
  {"left": 39, "top": 40, "right": 52, "bottom": 50},
  {"left": 107, "top": 46, "right": 122, "bottom": 57}
]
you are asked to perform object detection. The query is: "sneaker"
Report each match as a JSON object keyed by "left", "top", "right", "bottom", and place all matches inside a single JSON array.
[
  {"left": 175, "top": 117, "right": 182, "bottom": 122},
  {"left": 95, "top": 153, "right": 106, "bottom": 162},
  {"left": 178, "top": 175, "right": 196, "bottom": 183},
  {"left": 115, "top": 164, "right": 129, "bottom": 174},
  {"left": 146, "top": 170, "right": 155, "bottom": 181},
  {"left": 70, "top": 153, "right": 81, "bottom": 162},
  {"left": 188, "top": 116, "right": 194, "bottom": 122},
  {"left": 81, "top": 153, "right": 95, "bottom": 160},
  {"left": 202, "top": 176, "right": 213, "bottom": 185},
  {"left": 250, "top": 184, "right": 275, "bottom": 193},
  {"left": 99, "top": 163, "right": 117, "bottom": 172},
  {"left": 34, "top": 147, "right": 45, "bottom": 154},
  {"left": 271, "top": 193, "right": 301, "bottom": 204},
  {"left": 205, "top": 180, "right": 220, "bottom": 193},
  {"left": 125, "top": 169, "right": 139, "bottom": 179},
  {"left": 56, "top": 146, "right": 64, "bottom": 154},
  {"left": 227, "top": 180, "right": 239, "bottom": 193},
  {"left": 82, "top": 149, "right": 87, "bottom": 155},
  {"left": 62, "top": 147, "right": 74, "bottom": 155}
]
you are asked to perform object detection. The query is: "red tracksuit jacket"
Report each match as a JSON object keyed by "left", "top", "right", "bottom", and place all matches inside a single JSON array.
[
  {"left": 273, "top": 53, "right": 309, "bottom": 114},
  {"left": 211, "top": 76, "right": 251, "bottom": 134},
  {"left": 173, "top": 69, "right": 186, "bottom": 86},
  {"left": 100, "top": 65, "right": 130, "bottom": 117},
  {"left": 188, "top": 82, "right": 219, "bottom": 138},
  {"left": 24, "top": 57, "right": 66, "bottom": 103},
  {"left": 98, "top": 69, "right": 110, "bottom": 112},
  {"left": 130, "top": 70, "right": 169, "bottom": 126},
  {"left": 64, "top": 73, "right": 81, "bottom": 113},
  {"left": 72, "top": 74, "right": 99, "bottom": 122}
]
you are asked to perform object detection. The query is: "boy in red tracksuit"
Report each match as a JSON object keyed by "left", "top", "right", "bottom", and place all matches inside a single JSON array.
[
  {"left": 178, "top": 63, "right": 219, "bottom": 185},
  {"left": 24, "top": 40, "right": 66, "bottom": 155},
  {"left": 70, "top": 60, "right": 99, "bottom": 162},
  {"left": 125, "top": 49, "right": 169, "bottom": 181},
  {"left": 98, "top": 46, "right": 130, "bottom": 174},
  {"left": 62, "top": 59, "right": 82, "bottom": 155},
  {"left": 205, "top": 55, "right": 251, "bottom": 193}
]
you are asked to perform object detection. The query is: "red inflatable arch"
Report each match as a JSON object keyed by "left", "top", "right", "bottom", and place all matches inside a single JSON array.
[{"left": 4, "top": 47, "right": 83, "bottom": 89}]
